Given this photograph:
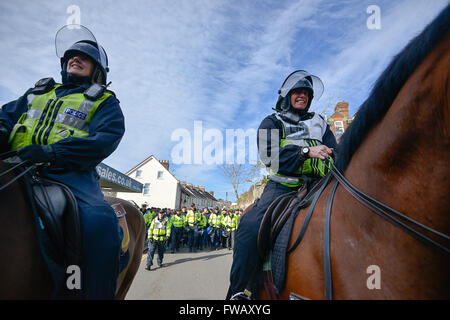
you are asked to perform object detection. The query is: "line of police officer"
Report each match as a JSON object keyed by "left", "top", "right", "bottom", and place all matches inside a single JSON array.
[{"left": 140, "top": 203, "right": 242, "bottom": 270}]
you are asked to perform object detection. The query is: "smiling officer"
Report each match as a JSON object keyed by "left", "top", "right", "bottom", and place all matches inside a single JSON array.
[{"left": 0, "top": 25, "right": 125, "bottom": 299}]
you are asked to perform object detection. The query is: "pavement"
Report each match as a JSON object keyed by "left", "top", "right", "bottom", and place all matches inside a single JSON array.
[{"left": 125, "top": 245, "right": 233, "bottom": 300}]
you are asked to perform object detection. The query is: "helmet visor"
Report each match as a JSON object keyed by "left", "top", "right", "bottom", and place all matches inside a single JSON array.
[
  {"left": 279, "top": 70, "right": 324, "bottom": 100},
  {"left": 55, "top": 24, "right": 108, "bottom": 70}
]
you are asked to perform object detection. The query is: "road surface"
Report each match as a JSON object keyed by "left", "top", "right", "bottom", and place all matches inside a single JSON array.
[{"left": 125, "top": 246, "right": 233, "bottom": 300}]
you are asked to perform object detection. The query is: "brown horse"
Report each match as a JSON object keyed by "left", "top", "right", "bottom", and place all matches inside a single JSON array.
[
  {"left": 260, "top": 6, "right": 450, "bottom": 299},
  {"left": 0, "top": 161, "right": 145, "bottom": 299}
]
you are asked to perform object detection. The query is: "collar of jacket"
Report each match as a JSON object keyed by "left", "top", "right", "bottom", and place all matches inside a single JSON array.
[{"left": 276, "top": 109, "right": 314, "bottom": 124}]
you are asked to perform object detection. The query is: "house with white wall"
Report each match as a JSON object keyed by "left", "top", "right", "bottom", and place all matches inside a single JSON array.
[{"left": 116, "top": 155, "right": 217, "bottom": 209}]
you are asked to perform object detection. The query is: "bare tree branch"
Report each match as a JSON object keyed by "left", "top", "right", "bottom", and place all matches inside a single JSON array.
[{"left": 220, "top": 162, "right": 265, "bottom": 201}]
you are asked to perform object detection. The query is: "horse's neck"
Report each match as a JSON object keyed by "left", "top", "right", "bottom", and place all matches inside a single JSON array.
[{"left": 344, "top": 33, "right": 449, "bottom": 234}]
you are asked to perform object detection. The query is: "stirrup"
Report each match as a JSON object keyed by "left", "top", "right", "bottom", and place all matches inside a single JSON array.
[{"left": 230, "top": 290, "right": 252, "bottom": 300}]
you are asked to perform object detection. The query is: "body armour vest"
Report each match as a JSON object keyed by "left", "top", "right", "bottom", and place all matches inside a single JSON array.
[
  {"left": 270, "top": 112, "right": 333, "bottom": 187},
  {"left": 8, "top": 83, "right": 113, "bottom": 151}
]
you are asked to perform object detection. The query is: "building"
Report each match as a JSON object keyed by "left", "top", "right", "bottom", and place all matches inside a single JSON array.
[
  {"left": 326, "top": 101, "right": 355, "bottom": 141},
  {"left": 116, "top": 155, "right": 218, "bottom": 209},
  {"left": 179, "top": 182, "right": 217, "bottom": 209}
]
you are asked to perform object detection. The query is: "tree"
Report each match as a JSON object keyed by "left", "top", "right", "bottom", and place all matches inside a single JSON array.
[{"left": 220, "top": 161, "right": 266, "bottom": 201}]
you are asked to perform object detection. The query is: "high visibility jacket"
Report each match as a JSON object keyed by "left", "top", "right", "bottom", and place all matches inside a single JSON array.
[
  {"left": 197, "top": 214, "right": 207, "bottom": 229},
  {"left": 9, "top": 84, "right": 114, "bottom": 151},
  {"left": 269, "top": 113, "right": 334, "bottom": 187},
  {"left": 185, "top": 210, "right": 199, "bottom": 227},
  {"left": 148, "top": 217, "right": 171, "bottom": 241},
  {"left": 171, "top": 214, "right": 185, "bottom": 228},
  {"left": 144, "top": 211, "right": 155, "bottom": 228},
  {"left": 230, "top": 215, "right": 239, "bottom": 231},
  {"left": 208, "top": 213, "right": 222, "bottom": 228},
  {"left": 221, "top": 215, "right": 232, "bottom": 231}
]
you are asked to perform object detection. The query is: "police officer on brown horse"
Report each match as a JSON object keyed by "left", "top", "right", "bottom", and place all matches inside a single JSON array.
[{"left": 226, "top": 70, "right": 337, "bottom": 300}]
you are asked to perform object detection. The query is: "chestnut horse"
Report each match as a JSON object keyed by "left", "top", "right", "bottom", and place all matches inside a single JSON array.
[
  {"left": 0, "top": 160, "right": 145, "bottom": 299},
  {"left": 260, "top": 5, "right": 450, "bottom": 299}
]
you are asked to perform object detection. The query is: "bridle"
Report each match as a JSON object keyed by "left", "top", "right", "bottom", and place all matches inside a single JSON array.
[{"left": 293, "top": 159, "right": 450, "bottom": 299}]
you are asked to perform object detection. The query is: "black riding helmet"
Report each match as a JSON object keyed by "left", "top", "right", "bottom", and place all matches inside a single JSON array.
[
  {"left": 274, "top": 70, "right": 323, "bottom": 113},
  {"left": 61, "top": 40, "right": 109, "bottom": 85}
]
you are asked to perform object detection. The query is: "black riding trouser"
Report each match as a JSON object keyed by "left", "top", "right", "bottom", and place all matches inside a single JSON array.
[{"left": 226, "top": 180, "right": 297, "bottom": 299}]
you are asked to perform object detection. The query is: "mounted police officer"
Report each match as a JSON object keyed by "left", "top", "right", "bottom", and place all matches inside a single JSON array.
[
  {"left": 0, "top": 25, "right": 125, "bottom": 299},
  {"left": 226, "top": 70, "right": 337, "bottom": 300}
]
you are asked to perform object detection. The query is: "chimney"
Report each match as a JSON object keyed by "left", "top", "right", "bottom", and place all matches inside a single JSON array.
[
  {"left": 335, "top": 101, "right": 349, "bottom": 118},
  {"left": 159, "top": 160, "right": 170, "bottom": 171},
  {"left": 187, "top": 183, "right": 193, "bottom": 188},
  {"left": 209, "top": 191, "right": 214, "bottom": 196},
  {"left": 180, "top": 181, "right": 186, "bottom": 186},
  {"left": 199, "top": 186, "right": 205, "bottom": 192}
]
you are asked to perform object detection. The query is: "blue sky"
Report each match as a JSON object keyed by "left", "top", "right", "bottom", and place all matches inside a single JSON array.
[{"left": 0, "top": 0, "right": 447, "bottom": 201}]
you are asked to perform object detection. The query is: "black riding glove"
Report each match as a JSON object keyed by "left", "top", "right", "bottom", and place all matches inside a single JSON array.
[
  {"left": 0, "top": 126, "right": 10, "bottom": 152},
  {"left": 17, "top": 144, "right": 55, "bottom": 164}
]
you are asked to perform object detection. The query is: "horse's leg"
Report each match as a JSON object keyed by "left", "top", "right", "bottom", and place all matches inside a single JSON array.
[{"left": 106, "top": 198, "right": 145, "bottom": 300}]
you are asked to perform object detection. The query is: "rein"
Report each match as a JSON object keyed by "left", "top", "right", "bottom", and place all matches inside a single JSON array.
[{"left": 0, "top": 151, "right": 36, "bottom": 192}]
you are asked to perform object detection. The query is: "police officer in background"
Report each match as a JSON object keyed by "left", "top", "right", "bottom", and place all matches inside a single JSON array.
[
  {"left": 196, "top": 208, "right": 208, "bottom": 251},
  {"left": 208, "top": 207, "right": 222, "bottom": 251},
  {"left": 140, "top": 203, "right": 149, "bottom": 215},
  {"left": 185, "top": 203, "right": 199, "bottom": 252},
  {"left": 229, "top": 210, "right": 239, "bottom": 250},
  {"left": 146, "top": 210, "right": 171, "bottom": 270},
  {"left": 220, "top": 209, "right": 230, "bottom": 248},
  {"left": 170, "top": 209, "right": 185, "bottom": 253},
  {"left": 227, "top": 70, "right": 337, "bottom": 300},
  {"left": 0, "top": 25, "right": 125, "bottom": 299}
]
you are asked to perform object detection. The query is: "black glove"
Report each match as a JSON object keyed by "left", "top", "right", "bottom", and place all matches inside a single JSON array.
[
  {"left": 17, "top": 144, "right": 55, "bottom": 164},
  {"left": 0, "top": 126, "right": 10, "bottom": 152}
]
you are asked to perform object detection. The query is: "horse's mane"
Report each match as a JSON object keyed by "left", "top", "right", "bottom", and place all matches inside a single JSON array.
[{"left": 335, "top": 4, "right": 450, "bottom": 172}]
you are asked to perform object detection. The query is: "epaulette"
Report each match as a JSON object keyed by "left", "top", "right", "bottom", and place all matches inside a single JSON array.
[
  {"left": 30, "top": 77, "right": 56, "bottom": 94},
  {"left": 84, "top": 83, "right": 117, "bottom": 101}
]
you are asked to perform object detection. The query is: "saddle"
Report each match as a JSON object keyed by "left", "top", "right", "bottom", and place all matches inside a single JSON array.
[
  {"left": 25, "top": 172, "right": 131, "bottom": 297},
  {"left": 256, "top": 178, "right": 329, "bottom": 298},
  {"left": 29, "top": 176, "right": 83, "bottom": 277}
]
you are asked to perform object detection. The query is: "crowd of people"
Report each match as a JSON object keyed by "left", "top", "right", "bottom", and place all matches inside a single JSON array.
[{"left": 139, "top": 203, "right": 243, "bottom": 270}]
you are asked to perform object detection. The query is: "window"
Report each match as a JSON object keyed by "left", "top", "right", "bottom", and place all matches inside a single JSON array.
[
  {"left": 157, "top": 171, "right": 164, "bottom": 179},
  {"left": 334, "top": 121, "right": 345, "bottom": 134},
  {"left": 135, "top": 170, "right": 142, "bottom": 178},
  {"left": 143, "top": 183, "right": 150, "bottom": 195}
]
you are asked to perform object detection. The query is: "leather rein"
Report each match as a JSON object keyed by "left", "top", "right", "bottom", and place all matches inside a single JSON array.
[
  {"left": 288, "top": 160, "right": 450, "bottom": 300},
  {"left": 0, "top": 150, "right": 37, "bottom": 192}
]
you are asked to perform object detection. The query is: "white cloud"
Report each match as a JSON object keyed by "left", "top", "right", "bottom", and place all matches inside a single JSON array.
[{"left": 1, "top": 0, "right": 448, "bottom": 201}]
